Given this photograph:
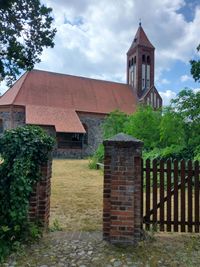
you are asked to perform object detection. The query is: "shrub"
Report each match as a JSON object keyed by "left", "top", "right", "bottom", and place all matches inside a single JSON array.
[
  {"left": 0, "top": 125, "right": 55, "bottom": 262},
  {"left": 89, "top": 144, "right": 104, "bottom": 169}
]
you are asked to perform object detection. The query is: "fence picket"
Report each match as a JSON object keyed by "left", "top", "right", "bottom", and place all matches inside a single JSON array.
[
  {"left": 181, "top": 160, "right": 186, "bottom": 232},
  {"left": 145, "top": 159, "right": 151, "bottom": 230},
  {"left": 160, "top": 160, "right": 165, "bottom": 231},
  {"left": 173, "top": 160, "right": 179, "bottom": 232},
  {"left": 188, "top": 160, "right": 193, "bottom": 232},
  {"left": 167, "top": 160, "right": 172, "bottom": 231},
  {"left": 141, "top": 159, "right": 144, "bottom": 230},
  {"left": 153, "top": 159, "right": 158, "bottom": 227},
  {"left": 194, "top": 161, "right": 199, "bottom": 233}
]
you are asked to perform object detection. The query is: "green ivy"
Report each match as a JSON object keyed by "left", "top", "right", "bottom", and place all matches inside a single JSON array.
[{"left": 0, "top": 125, "right": 55, "bottom": 262}]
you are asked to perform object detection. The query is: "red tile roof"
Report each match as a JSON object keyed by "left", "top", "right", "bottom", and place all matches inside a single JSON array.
[
  {"left": 26, "top": 105, "right": 86, "bottom": 133},
  {"left": 0, "top": 69, "right": 137, "bottom": 132},
  {"left": 127, "top": 26, "right": 154, "bottom": 55}
]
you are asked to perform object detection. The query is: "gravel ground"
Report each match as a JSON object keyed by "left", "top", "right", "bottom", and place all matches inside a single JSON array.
[{"left": 2, "top": 231, "right": 200, "bottom": 267}]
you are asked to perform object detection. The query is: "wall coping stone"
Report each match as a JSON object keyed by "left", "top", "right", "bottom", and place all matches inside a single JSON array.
[{"left": 103, "top": 133, "right": 144, "bottom": 147}]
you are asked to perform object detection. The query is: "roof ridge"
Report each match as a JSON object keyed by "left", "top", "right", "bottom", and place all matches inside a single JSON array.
[
  {"left": 32, "top": 69, "right": 128, "bottom": 86},
  {"left": 0, "top": 71, "right": 29, "bottom": 103},
  {"left": 11, "top": 71, "right": 30, "bottom": 104}
]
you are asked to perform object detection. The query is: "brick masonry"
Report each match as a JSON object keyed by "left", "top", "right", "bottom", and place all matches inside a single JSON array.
[
  {"left": 29, "top": 158, "right": 52, "bottom": 228},
  {"left": 103, "top": 133, "right": 143, "bottom": 245}
]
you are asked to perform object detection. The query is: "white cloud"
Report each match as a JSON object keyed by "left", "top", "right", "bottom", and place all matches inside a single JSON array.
[
  {"left": 180, "top": 74, "right": 193, "bottom": 82},
  {"left": 159, "top": 90, "right": 177, "bottom": 105},
  {"left": 193, "top": 87, "right": 200, "bottom": 93},
  {"left": 158, "top": 78, "right": 171, "bottom": 85},
  {"left": 37, "top": 0, "right": 200, "bottom": 85},
  {"left": 1, "top": 0, "right": 200, "bottom": 95}
]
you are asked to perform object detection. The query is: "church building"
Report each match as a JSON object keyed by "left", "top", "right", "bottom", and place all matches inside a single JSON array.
[{"left": 0, "top": 24, "right": 162, "bottom": 158}]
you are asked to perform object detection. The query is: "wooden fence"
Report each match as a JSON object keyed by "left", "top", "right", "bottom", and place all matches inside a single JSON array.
[{"left": 142, "top": 159, "right": 200, "bottom": 232}]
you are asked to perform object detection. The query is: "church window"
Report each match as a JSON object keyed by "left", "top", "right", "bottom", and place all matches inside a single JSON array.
[
  {"left": 151, "top": 92, "right": 153, "bottom": 104},
  {"left": 142, "top": 54, "right": 146, "bottom": 63},
  {"left": 142, "top": 64, "right": 146, "bottom": 90},
  {"left": 131, "top": 70, "right": 134, "bottom": 86},
  {"left": 0, "top": 119, "right": 3, "bottom": 134},
  {"left": 154, "top": 92, "right": 157, "bottom": 108},
  {"left": 133, "top": 65, "right": 136, "bottom": 88},
  {"left": 147, "top": 56, "right": 151, "bottom": 64},
  {"left": 131, "top": 58, "right": 134, "bottom": 65},
  {"left": 157, "top": 98, "right": 160, "bottom": 108},
  {"left": 146, "top": 65, "right": 150, "bottom": 89}
]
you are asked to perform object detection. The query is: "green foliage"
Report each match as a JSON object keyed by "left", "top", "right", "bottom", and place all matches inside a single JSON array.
[
  {"left": 49, "top": 219, "right": 63, "bottom": 232},
  {"left": 159, "top": 107, "right": 185, "bottom": 148},
  {"left": 190, "top": 44, "right": 200, "bottom": 82},
  {"left": 103, "top": 109, "right": 128, "bottom": 139},
  {"left": 125, "top": 105, "right": 162, "bottom": 150},
  {"left": 90, "top": 88, "right": 199, "bottom": 165},
  {"left": 0, "top": 0, "right": 56, "bottom": 85},
  {"left": 89, "top": 144, "right": 104, "bottom": 169},
  {"left": 0, "top": 125, "right": 54, "bottom": 262}
]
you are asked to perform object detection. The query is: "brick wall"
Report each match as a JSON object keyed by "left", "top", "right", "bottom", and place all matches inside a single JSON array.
[
  {"left": 29, "top": 158, "right": 52, "bottom": 228},
  {"left": 103, "top": 133, "right": 143, "bottom": 245}
]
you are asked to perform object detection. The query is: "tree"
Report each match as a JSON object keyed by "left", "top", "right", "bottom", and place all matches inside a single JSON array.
[
  {"left": 170, "top": 88, "right": 200, "bottom": 158},
  {"left": 125, "top": 105, "right": 161, "bottom": 151},
  {"left": 190, "top": 44, "right": 200, "bottom": 82},
  {"left": 102, "top": 109, "right": 128, "bottom": 139},
  {"left": 160, "top": 107, "right": 185, "bottom": 148},
  {"left": 0, "top": 0, "right": 56, "bottom": 85}
]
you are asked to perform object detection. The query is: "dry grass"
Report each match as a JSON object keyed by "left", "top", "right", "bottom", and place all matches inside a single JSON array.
[{"left": 50, "top": 159, "right": 103, "bottom": 231}]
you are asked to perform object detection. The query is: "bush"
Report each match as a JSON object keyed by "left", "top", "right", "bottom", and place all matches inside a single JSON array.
[
  {"left": 89, "top": 144, "right": 104, "bottom": 169},
  {"left": 0, "top": 125, "right": 55, "bottom": 262}
]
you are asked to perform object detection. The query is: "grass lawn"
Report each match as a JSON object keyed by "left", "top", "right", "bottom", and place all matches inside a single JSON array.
[{"left": 50, "top": 159, "right": 103, "bottom": 231}]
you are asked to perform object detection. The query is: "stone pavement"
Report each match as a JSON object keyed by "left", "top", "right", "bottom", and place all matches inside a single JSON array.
[{"left": 2, "top": 231, "right": 200, "bottom": 267}]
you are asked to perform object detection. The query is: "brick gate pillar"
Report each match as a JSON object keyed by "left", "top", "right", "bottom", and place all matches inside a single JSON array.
[
  {"left": 29, "top": 157, "right": 52, "bottom": 229},
  {"left": 103, "top": 133, "right": 143, "bottom": 245}
]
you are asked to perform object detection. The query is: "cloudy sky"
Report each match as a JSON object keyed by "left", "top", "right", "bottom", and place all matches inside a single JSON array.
[{"left": 1, "top": 0, "right": 200, "bottom": 105}]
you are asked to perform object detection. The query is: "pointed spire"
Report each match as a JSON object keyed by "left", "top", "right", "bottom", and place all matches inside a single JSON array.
[{"left": 127, "top": 24, "right": 154, "bottom": 55}]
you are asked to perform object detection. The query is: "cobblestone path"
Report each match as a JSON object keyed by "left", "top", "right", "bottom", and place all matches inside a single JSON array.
[{"left": 2, "top": 231, "right": 200, "bottom": 267}]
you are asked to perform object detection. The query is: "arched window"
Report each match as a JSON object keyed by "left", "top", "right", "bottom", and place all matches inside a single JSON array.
[
  {"left": 83, "top": 123, "right": 88, "bottom": 145},
  {"left": 0, "top": 118, "right": 3, "bottom": 134},
  {"left": 147, "top": 56, "right": 151, "bottom": 64},
  {"left": 131, "top": 58, "right": 134, "bottom": 66},
  {"left": 142, "top": 54, "right": 146, "bottom": 63}
]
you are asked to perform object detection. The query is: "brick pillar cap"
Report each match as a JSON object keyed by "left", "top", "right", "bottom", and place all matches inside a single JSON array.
[{"left": 103, "top": 133, "right": 144, "bottom": 146}]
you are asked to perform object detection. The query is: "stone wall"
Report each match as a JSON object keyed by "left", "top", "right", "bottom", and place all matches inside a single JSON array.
[
  {"left": 0, "top": 109, "right": 25, "bottom": 131},
  {"left": 0, "top": 111, "right": 11, "bottom": 131},
  {"left": 12, "top": 111, "right": 25, "bottom": 128},
  {"left": 79, "top": 113, "right": 105, "bottom": 156}
]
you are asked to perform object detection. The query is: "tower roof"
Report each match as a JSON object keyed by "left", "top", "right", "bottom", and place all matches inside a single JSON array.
[{"left": 127, "top": 24, "right": 154, "bottom": 54}]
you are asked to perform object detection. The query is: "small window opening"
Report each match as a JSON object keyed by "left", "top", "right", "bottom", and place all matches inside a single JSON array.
[
  {"left": 142, "top": 54, "right": 146, "bottom": 63},
  {"left": 147, "top": 56, "right": 150, "bottom": 64}
]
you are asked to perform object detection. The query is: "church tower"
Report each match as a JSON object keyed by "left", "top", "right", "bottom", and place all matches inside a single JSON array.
[{"left": 127, "top": 23, "right": 162, "bottom": 108}]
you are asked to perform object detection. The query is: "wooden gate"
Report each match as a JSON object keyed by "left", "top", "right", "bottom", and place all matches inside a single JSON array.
[{"left": 142, "top": 159, "right": 200, "bottom": 232}]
